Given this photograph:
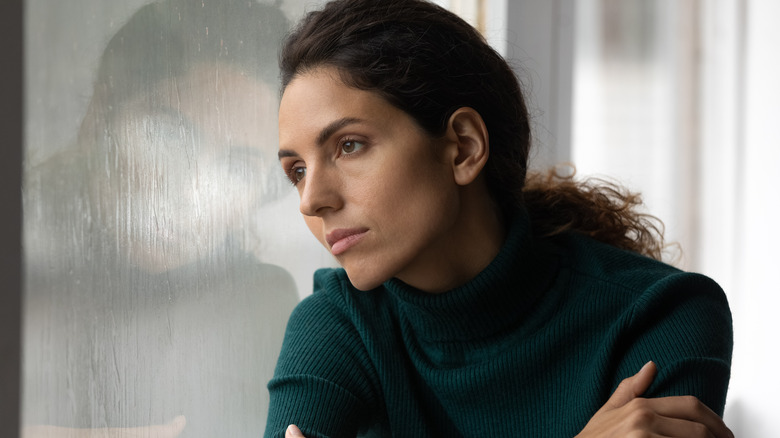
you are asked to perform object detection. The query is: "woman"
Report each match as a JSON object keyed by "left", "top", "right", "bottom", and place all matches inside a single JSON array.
[
  {"left": 23, "top": 0, "right": 298, "bottom": 436},
  {"left": 267, "top": 0, "right": 733, "bottom": 436}
]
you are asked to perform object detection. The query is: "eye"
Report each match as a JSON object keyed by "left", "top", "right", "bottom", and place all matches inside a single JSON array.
[
  {"left": 340, "top": 139, "right": 365, "bottom": 155},
  {"left": 282, "top": 163, "right": 306, "bottom": 185},
  {"left": 290, "top": 165, "right": 306, "bottom": 184}
]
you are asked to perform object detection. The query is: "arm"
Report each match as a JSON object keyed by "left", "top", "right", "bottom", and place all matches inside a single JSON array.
[
  {"left": 264, "top": 287, "right": 380, "bottom": 438},
  {"left": 577, "top": 362, "right": 733, "bottom": 437},
  {"left": 581, "top": 272, "right": 734, "bottom": 436},
  {"left": 624, "top": 272, "right": 732, "bottom": 412}
]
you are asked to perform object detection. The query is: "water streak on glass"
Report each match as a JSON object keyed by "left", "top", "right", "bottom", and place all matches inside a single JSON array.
[{"left": 22, "top": 1, "right": 331, "bottom": 436}]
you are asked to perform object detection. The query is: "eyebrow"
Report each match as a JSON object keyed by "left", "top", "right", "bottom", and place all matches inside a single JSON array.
[{"left": 278, "top": 117, "right": 363, "bottom": 160}]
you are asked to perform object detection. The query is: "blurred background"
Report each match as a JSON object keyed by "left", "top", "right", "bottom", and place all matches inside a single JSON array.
[{"left": 5, "top": 0, "right": 778, "bottom": 436}]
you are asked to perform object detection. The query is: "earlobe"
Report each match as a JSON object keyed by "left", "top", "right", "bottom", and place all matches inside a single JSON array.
[{"left": 445, "top": 107, "right": 489, "bottom": 186}]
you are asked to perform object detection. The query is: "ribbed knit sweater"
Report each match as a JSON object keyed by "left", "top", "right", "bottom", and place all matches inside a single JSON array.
[{"left": 265, "top": 211, "right": 732, "bottom": 437}]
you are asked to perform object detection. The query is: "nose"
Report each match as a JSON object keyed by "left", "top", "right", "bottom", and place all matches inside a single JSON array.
[{"left": 298, "top": 165, "right": 342, "bottom": 217}]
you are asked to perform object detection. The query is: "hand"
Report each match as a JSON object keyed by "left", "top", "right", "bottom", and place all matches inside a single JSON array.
[
  {"left": 22, "top": 415, "right": 186, "bottom": 438},
  {"left": 286, "top": 424, "right": 306, "bottom": 438},
  {"left": 577, "top": 362, "right": 733, "bottom": 437}
]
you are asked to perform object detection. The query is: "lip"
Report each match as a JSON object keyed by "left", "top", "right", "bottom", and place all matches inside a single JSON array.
[{"left": 326, "top": 228, "right": 369, "bottom": 256}]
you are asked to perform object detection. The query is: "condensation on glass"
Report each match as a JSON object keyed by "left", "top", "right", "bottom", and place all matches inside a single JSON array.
[{"left": 22, "top": 0, "right": 332, "bottom": 436}]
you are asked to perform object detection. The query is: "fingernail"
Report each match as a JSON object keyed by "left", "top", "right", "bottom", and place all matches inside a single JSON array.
[
  {"left": 640, "top": 361, "right": 654, "bottom": 371},
  {"left": 287, "top": 424, "right": 304, "bottom": 437}
]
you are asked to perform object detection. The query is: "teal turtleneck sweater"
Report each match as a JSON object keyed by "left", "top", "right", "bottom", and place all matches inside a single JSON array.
[{"left": 265, "top": 212, "right": 732, "bottom": 437}]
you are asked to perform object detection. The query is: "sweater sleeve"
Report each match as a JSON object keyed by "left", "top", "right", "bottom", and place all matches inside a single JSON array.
[
  {"left": 615, "top": 272, "right": 733, "bottom": 416},
  {"left": 264, "top": 271, "right": 380, "bottom": 438}
]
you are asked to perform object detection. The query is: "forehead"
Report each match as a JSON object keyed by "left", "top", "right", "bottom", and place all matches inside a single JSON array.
[
  {"left": 115, "top": 63, "right": 279, "bottom": 156},
  {"left": 278, "top": 67, "right": 400, "bottom": 147}
]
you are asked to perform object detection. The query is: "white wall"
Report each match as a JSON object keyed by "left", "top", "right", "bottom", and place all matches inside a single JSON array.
[
  {"left": 719, "top": 1, "right": 780, "bottom": 435},
  {"left": 569, "top": 0, "right": 780, "bottom": 435}
]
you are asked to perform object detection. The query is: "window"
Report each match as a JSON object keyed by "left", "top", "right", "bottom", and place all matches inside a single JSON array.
[{"left": 22, "top": 1, "right": 332, "bottom": 434}]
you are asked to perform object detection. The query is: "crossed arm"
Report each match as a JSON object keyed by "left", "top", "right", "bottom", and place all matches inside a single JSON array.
[{"left": 283, "top": 362, "right": 733, "bottom": 438}]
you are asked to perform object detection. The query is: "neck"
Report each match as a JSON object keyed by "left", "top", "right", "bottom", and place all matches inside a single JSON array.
[{"left": 396, "top": 180, "right": 507, "bottom": 294}]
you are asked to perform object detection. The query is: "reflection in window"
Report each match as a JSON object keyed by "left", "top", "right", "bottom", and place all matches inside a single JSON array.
[{"left": 22, "top": 0, "right": 320, "bottom": 435}]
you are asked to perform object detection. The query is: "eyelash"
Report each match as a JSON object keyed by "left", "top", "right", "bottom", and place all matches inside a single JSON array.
[
  {"left": 338, "top": 136, "right": 367, "bottom": 156},
  {"left": 283, "top": 136, "right": 369, "bottom": 186},
  {"left": 284, "top": 165, "right": 306, "bottom": 186}
]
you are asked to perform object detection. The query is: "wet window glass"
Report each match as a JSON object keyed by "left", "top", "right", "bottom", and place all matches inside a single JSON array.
[{"left": 22, "top": 0, "right": 333, "bottom": 435}]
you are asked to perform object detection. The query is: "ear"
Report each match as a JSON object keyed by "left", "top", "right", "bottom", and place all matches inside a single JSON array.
[{"left": 443, "top": 107, "right": 489, "bottom": 186}]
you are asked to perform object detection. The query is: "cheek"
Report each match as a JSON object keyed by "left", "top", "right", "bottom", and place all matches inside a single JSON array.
[
  {"left": 395, "top": 165, "right": 460, "bottom": 232},
  {"left": 390, "top": 157, "right": 454, "bottom": 208}
]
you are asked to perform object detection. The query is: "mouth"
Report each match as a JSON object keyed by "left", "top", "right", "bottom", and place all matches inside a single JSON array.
[{"left": 325, "top": 228, "right": 369, "bottom": 256}]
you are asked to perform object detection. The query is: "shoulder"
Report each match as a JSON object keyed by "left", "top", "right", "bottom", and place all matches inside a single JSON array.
[
  {"left": 233, "top": 261, "right": 299, "bottom": 319},
  {"left": 545, "top": 231, "right": 732, "bottom": 370},
  {"left": 284, "top": 268, "right": 354, "bottom": 342},
  {"left": 548, "top": 233, "right": 733, "bottom": 411},
  {"left": 313, "top": 267, "right": 353, "bottom": 298},
  {"left": 554, "top": 232, "right": 728, "bottom": 310},
  {"left": 290, "top": 268, "right": 358, "bottom": 324},
  {"left": 277, "top": 267, "right": 383, "bottom": 383},
  {"left": 292, "top": 267, "right": 389, "bottom": 324},
  {"left": 269, "top": 268, "right": 383, "bottom": 425}
]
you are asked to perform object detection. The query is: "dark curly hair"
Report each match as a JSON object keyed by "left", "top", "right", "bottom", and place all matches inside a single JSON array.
[{"left": 280, "top": 0, "right": 665, "bottom": 260}]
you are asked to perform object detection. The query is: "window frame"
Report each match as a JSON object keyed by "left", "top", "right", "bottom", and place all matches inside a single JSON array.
[{"left": 0, "top": 0, "right": 23, "bottom": 436}]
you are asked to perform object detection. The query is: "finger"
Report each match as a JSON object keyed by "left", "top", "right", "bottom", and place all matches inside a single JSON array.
[
  {"left": 644, "top": 397, "right": 733, "bottom": 438},
  {"left": 286, "top": 424, "right": 306, "bottom": 438},
  {"left": 652, "top": 415, "right": 718, "bottom": 438},
  {"left": 602, "top": 361, "right": 657, "bottom": 410}
]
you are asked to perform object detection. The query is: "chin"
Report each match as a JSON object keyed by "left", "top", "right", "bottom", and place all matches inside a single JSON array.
[{"left": 344, "top": 269, "right": 388, "bottom": 292}]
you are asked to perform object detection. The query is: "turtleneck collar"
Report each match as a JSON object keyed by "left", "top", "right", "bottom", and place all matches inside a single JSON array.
[{"left": 382, "top": 208, "right": 559, "bottom": 344}]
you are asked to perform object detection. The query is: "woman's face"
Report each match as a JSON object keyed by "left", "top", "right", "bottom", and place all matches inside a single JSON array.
[
  {"left": 278, "top": 67, "right": 465, "bottom": 291},
  {"left": 94, "top": 63, "right": 280, "bottom": 271}
]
